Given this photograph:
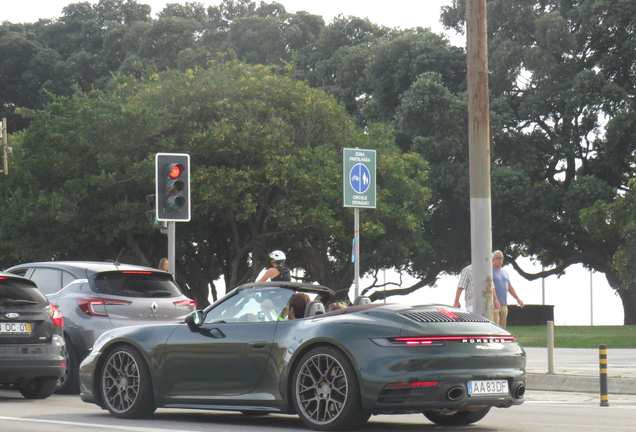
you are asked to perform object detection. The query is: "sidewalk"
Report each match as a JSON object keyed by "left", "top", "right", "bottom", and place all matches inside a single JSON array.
[{"left": 524, "top": 347, "right": 636, "bottom": 395}]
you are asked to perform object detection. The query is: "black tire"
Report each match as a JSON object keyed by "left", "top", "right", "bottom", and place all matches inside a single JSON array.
[
  {"left": 423, "top": 407, "right": 491, "bottom": 426},
  {"left": 100, "top": 345, "right": 156, "bottom": 419},
  {"left": 56, "top": 337, "right": 80, "bottom": 394},
  {"left": 18, "top": 377, "right": 58, "bottom": 399},
  {"left": 292, "top": 346, "right": 370, "bottom": 431}
]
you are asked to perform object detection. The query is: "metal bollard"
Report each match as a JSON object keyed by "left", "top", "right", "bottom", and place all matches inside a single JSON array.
[{"left": 599, "top": 344, "right": 609, "bottom": 407}]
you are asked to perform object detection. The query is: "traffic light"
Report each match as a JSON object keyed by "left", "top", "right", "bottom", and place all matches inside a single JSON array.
[{"left": 156, "top": 153, "right": 191, "bottom": 222}]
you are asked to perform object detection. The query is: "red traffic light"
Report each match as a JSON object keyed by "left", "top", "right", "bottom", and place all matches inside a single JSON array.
[
  {"left": 156, "top": 153, "right": 190, "bottom": 222},
  {"left": 168, "top": 164, "right": 182, "bottom": 179}
]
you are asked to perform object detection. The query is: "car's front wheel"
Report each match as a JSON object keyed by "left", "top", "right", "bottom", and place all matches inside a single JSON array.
[
  {"left": 292, "top": 346, "right": 370, "bottom": 431},
  {"left": 18, "top": 377, "right": 58, "bottom": 399},
  {"left": 423, "top": 407, "right": 491, "bottom": 426},
  {"left": 100, "top": 345, "right": 156, "bottom": 419}
]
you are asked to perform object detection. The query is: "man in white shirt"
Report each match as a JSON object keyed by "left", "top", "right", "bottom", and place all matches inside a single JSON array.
[{"left": 454, "top": 264, "right": 500, "bottom": 313}]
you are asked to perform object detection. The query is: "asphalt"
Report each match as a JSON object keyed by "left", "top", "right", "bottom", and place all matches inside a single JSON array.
[{"left": 524, "top": 347, "right": 636, "bottom": 395}]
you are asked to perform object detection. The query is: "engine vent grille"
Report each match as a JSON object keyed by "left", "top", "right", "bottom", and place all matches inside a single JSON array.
[{"left": 402, "top": 310, "right": 490, "bottom": 323}]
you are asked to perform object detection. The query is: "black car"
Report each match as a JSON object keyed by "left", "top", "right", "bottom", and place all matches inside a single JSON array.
[
  {"left": 0, "top": 272, "right": 66, "bottom": 399},
  {"left": 5, "top": 261, "right": 196, "bottom": 394}
]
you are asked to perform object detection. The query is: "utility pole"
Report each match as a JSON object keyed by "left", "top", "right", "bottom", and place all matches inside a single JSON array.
[{"left": 466, "top": 0, "right": 494, "bottom": 319}]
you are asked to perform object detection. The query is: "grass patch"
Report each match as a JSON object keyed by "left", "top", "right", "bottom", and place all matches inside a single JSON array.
[{"left": 506, "top": 325, "right": 636, "bottom": 348}]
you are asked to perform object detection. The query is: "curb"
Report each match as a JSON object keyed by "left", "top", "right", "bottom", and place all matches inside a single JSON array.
[{"left": 527, "top": 373, "right": 636, "bottom": 395}]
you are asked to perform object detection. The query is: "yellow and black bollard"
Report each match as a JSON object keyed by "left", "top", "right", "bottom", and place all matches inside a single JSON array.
[{"left": 599, "top": 344, "right": 609, "bottom": 407}]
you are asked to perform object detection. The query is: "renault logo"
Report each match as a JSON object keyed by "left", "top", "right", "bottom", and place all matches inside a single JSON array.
[
  {"left": 151, "top": 302, "right": 158, "bottom": 313},
  {"left": 5, "top": 313, "right": 19, "bottom": 320}
]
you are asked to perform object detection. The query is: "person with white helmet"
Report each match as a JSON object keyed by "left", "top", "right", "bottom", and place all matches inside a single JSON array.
[{"left": 258, "top": 250, "right": 291, "bottom": 282}]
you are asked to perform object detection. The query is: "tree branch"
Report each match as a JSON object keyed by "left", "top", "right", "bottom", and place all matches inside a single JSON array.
[{"left": 365, "top": 272, "right": 440, "bottom": 302}]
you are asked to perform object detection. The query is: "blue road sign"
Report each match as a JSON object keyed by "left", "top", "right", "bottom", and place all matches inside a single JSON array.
[
  {"left": 349, "top": 163, "right": 371, "bottom": 194},
  {"left": 343, "top": 148, "right": 376, "bottom": 208}
]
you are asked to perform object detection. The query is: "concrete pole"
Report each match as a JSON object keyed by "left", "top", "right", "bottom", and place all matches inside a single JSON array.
[
  {"left": 542, "top": 265, "right": 546, "bottom": 305},
  {"left": 466, "top": 0, "right": 494, "bottom": 319},
  {"left": 547, "top": 321, "right": 555, "bottom": 374},
  {"left": 590, "top": 269, "right": 594, "bottom": 326}
]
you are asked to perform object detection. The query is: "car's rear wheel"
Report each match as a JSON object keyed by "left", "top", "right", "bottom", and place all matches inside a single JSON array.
[
  {"left": 56, "top": 337, "right": 80, "bottom": 394},
  {"left": 100, "top": 345, "right": 156, "bottom": 419},
  {"left": 292, "top": 346, "right": 370, "bottom": 431},
  {"left": 423, "top": 407, "right": 491, "bottom": 426},
  {"left": 18, "top": 377, "right": 58, "bottom": 399}
]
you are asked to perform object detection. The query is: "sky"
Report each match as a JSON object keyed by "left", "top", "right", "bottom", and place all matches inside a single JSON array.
[
  {"left": 2, "top": 1, "right": 625, "bottom": 325},
  {"left": 2, "top": 0, "right": 465, "bottom": 46}
]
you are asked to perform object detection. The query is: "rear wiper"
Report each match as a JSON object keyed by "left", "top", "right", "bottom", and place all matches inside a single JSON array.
[
  {"left": 2, "top": 299, "right": 40, "bottom": 306},
  {"left": 145, "top": 290, "right": 173, "bottom": 298}
]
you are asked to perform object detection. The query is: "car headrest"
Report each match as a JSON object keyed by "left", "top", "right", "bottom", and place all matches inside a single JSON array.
[
  {"left": 304, "top": 300, "right": 325, "bottom": 317},
  {"left": 353, "top": 295, "right": 372, "bottom": 305}
]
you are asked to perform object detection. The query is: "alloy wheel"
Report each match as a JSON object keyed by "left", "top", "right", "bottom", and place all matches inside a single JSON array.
[
  {"left": 295, "top": 353, "right": 348, "bottom": 425},
  {"left": 102, "top": 350, "right": 140, "bottom": 413}
]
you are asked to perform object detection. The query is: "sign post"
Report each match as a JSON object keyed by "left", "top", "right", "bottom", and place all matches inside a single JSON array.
[{"left": 343, "top": 148, "right": 376, "bottom": 298}]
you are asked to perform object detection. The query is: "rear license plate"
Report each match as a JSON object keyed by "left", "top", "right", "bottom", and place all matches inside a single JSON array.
[
  {"left": 0, "top": 322, "right": 32, "bottom": 334},
  {"left": 468, "top": 380, "right": 508, "bottom": 396}
]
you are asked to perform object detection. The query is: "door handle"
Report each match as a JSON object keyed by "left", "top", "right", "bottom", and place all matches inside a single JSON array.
[{"left": 248, "top": 341, "right": 267, "bottom": 349}]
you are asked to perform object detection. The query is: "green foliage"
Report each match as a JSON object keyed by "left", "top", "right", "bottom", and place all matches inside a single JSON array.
[
  {"left": 5, "top": 0, "right": 636, "bottom": 324},
  {"left": 0, "top": 62, "right": 430, "bottom": 307},
  {"left": 439, "top": 0, "right": 636, "bottom": 324}
]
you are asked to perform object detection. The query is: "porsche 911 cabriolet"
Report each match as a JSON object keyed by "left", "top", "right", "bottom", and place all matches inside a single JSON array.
[{"left": 79, "top": 281, "right": 526, "bottom": 430}]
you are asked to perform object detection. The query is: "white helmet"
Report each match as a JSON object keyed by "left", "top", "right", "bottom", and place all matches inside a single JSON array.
[{"left": 269, "top": 250, "right": 286, "bottom": 261}]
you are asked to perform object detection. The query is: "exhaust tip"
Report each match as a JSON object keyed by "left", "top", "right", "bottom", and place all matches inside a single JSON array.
[
  {"left": 447, "top": 386, "right": 465, "bottom": 401},
  {"left": 515, "top": 383, "right": 526, "bottom": 399}
]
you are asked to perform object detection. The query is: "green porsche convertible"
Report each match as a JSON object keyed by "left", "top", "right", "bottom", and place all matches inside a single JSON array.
[{"left": 79, "top": 281, "right": 525, "bottom": 430}]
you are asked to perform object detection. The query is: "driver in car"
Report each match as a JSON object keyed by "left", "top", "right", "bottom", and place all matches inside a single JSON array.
[{"left": 286, "top": 293, "right": 310, "bottom": 320}]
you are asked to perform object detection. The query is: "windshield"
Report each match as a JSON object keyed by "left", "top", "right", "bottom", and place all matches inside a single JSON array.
[
  {"left": 204, "top": 287, "right": 314, "bottom": 323},
  {"left": 91, "top": 271, "right": 183, "bottom": 298}
]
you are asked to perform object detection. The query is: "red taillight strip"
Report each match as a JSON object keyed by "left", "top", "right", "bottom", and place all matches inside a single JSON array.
[
  {"left": 385, "top": 381, "right": 439, "bottom": 389},
  {"left": 173, "top": 299, "right": 197, "bottom": 308},
  {"left": 394, "top": 335, "right": 515, "bottom": 343},
  {"left": 122, "top": 271, "right": 153, "bottom": 274}
]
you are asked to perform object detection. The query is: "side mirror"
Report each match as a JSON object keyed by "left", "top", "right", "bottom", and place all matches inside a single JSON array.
[{"left": 185, "top": 310, "right": 203, "bottom": 332}]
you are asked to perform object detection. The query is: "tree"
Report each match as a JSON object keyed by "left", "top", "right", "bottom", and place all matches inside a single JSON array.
[
  {"left": 0, "top": 62, "right": 430, "bottom": 308},
  {"left": 361, "top": 29, "right": 466, "bottom": 124},
  {"left": 441, "top": 0, "right": 636, "bottom": 324}
]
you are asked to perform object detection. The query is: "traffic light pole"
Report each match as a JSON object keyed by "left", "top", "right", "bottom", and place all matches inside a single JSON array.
[
  {"left": 156, "top": 153, "right": 191, "bottom": 278},
  {"left": 168, "top": 221, "right": 176, "bottom": 275}
]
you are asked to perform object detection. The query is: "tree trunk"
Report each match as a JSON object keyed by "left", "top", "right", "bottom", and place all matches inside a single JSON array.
[
  {"left": 603, "top": 269, "right": 635, "bottom": 325},
  {"left": 617, "top": 288, "right": 636, "bottom": 325}
]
